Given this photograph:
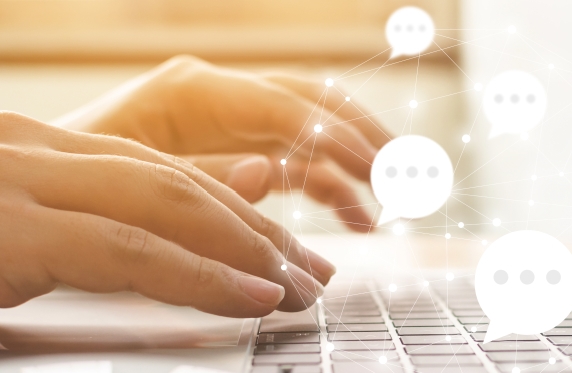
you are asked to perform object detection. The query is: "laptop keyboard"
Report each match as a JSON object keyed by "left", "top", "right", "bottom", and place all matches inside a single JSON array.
[{"left": 249, "top": 279, "right": 572, "bottom": 373}]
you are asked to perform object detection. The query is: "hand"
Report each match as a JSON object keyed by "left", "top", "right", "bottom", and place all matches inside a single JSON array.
[
  {"left": 56, "top": 56, "right": 391, "bottom": 230},
  {"left": 0, "top": 112, "right": 336, "bottom": 317}
]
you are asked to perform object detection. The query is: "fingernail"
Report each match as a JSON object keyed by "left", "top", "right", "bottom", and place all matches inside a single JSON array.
[
  {"left": 305, "top": 249, "right": 337, "bottom": 284},
  {"left": 239, "top": 276, "right": 285, "bottom": 306},
  {"left": 226, "top": 156, "right": 270, "bottom": 194}
]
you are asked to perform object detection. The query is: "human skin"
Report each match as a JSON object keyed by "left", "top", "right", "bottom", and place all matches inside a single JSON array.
[
  {"left": 0, "top": 112, "right": 337, "bottom": 318},
  {"left": 56, "top": 56, "right": 391, "bottom": 231}
]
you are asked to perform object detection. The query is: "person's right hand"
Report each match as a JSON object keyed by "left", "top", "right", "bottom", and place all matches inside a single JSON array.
[{"left": 0, "top": 112, "right": 336, "bottom": 318}]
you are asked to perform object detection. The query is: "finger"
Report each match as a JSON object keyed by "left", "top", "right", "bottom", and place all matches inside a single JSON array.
[
  {"left": 3, "top": 204, "right": 284, "bottom": 317},
  {"left": 181, "top": 153, "right": 271, "bottom": 203},
  {"left": 263, "top": 72, "right": 391, "bottom": 148},
  {"left": 23, "top": 149, "right": 322, "bottom": 311},
  {"left": 270, "top": 157, "right": 374, "bottom": 233},
  {"left": 39, "top": 126, "right": 336, "bottom": 287}
]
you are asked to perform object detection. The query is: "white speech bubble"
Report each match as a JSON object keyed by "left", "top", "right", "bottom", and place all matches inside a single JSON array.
[
  {"left": 475, "top": 230, "right": 572, "bottom": 343},
  {"left": 483, "top": 70, "right": 547, "bottom": 138},
  {"left": 386, "top": 7, "right": 435, "bottom": 59},
  {"left": 371, "top": 135, "right": 453, "bottom": 225}
]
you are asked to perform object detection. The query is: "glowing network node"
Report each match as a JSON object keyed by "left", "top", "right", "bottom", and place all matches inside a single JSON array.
[
  {"left": 393, "top": 223, "right": 405, "bottom": 235},
  {"left": 531, "top": 174, "right": 538, "bottom": 181},
  {"left": 280, "top": 159, "right": 287, "bottom": 165},
  {"left": 474, "top": 83, "right": 483, "bottom": 91},
  {"left": 316, "top": 297, "right": 323, "bottom": 304},
  {"left": 293, "top": 211, "right": 302, "bottom": 219},
  {"left": 549, "top": 357, "right": 556, "bottom": 365},
  {"left": 379, "top": 356, "right": 388, "bottom": 365},
  {"left": 445, "top": 233, "right": 451, "bottom": 240},
  {"left": 462, "top": 134, "right": 471, "bottom": 143},
  {"left": 482, "top": 240, "right": 488, "bottom": 246},
  {"left": 325, "top": 78, "right": 334, "bottom": 87},
  {"left": 549, "top": 63, "right": 555, "bottom": 70},
  {"left": 409, "top": 99, "right": 419, "bottom": 108},
  {"left": 508, "top": 25, "right": 516, "bottom": 34},
  {"left": 458, "top": 222, "right": 465, "bottom": 228},
  {"left": 528, "top": 200, "right": 535, "bottom": 206},
  {"left": 492, "top": 218, "right": 501, "bottom": 227},
  {"left": 512, "top": 367, "right": 520, "bottom": 373},
  {"left": 326, "top": 342, "right": 335, "bottom": 352},
  {"left": 446, "top": 272, "right": 455, "bottom": 281},
  {"left": 521, "top": 132, "right": 529, "bottom": 140},
  {"left": 560, "top": 172, "right": 565, "bottom": 177},
  {"left": 345, "top": 96, "right": 351, "bottom": 102},
  {"left": 445, "top": 335, "right": 452, "bottom": 341},
  {"left": 314, "top": 124, "right": 323, "bottom": 133},
  {"left": 389, "top": 283, "right": 397, "bottom": 292},
  {"left": 471, "top": 326, "right": 477, "bottom": 333},
  {"left": 423, "top": 281, "right": 429, "bottom": 287},
  {"left": 280, "top": 264, "right": 287, "bottom": 271}
]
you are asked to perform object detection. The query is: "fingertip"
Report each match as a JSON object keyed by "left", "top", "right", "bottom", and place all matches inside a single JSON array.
[{"left": 238, "top": 275, "right": 285, "bottom": 307}]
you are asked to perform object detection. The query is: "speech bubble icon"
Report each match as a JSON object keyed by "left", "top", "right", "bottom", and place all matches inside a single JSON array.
[
  {"left": 475, "top": 230, "right": 572, "bottom": 343},
  {"left": 371, "top": 135, "right": 453, "bottom": 225},
  {"left": 483, "top": 70, "right": 547, "bottom": 138},
  {"left": 385, "top": 7, "right": 435, "bottom": 59}
]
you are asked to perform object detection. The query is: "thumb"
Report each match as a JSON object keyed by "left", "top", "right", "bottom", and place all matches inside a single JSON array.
[{"left": 181, "top": 154, "right": 271, "bottom": 203}]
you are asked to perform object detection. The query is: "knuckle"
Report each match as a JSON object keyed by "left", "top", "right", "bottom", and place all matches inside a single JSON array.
[
  {"left": 251, "top": 233, "right": 277, "bottom": 260},
  {"left": 110, "top": 224, "right": 154, "bottom": 268},
  {"left": 190, "top": 255, "right": 219, "bottom": 287},
  {"left": 151, "top": 164, "right": 205, "bottom": 207}
]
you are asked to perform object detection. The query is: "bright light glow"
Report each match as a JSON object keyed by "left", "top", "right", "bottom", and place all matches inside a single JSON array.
[
  {"left": 446, "top": 272, "right": 454, "bottom": 281},
  {"left": 326, "top": 342, "right": 335, "bottom": 352},
  {"left": 379, "top": 356, "right": 388, "bottom": 364},
  {"left": 409, "top": 99, "right": 418, "bottom": 108},
  {"left": 471, "top": 326, "right": 477, "bottom": 333},
  {"left": 462, "top": 134, "right": 471, "bottom": 143},
  {"left": 528, "top": 200, "right": 535, "bottom": 206},
  {"left": 512, "top": 367, "right": 520, "bottom": 373},
  {"left": 386, "top": 7, "right": 435, "bottom": 59},
  {"left": 280, "top": 159, "right": 287, "bottom": 165},
  {"left": 293, "top": 211, "right": 302, "bottom": 219},
  {"left": 508, "top": 25, "right": 516, "bottom": 34},
  {"left": 314, "top": 124, "right": 323, "bottom": 133},
  {"left": 521, "top": 132, "right": 530, "bottom": 140},
  {"left": 393, "top": 224, "right": 405, "bottom": 235},
  {"left": 316, "top": 297, "right": 322, "bottom": 304},
  {"left": 280, "top": 264, "right": 287, "bottom": 271},
  {"left": 549, "top": 63, "right": 555, "bottom": 70},
  {"left": 325, "top": 78, "right": 334, "bottom": 87},
  {"left": 474, "top": 83, "right": 483, "bottom": 91},
  {"left": 458, "top": 222, "right": 465, "bottom": 228},
  {"left": 445, "top": 233, "right": 451, "bottom": 240},
  {"left": 482, "top": 240, "right": 488, "bottom": 246},
  {"left": 389, "top": 283, "right": 397, "bottom": 292},
  {"left": 345, "top": 96, "right": 351, "bottom": 102},
  {"left": 492, "top": 218, "right": 501, "bottom": 227},
  {"left": 423, "top": 281, "right": 429, "bottom": 287},
  {"left": 549, "top": 357, "right": 556, "bottom": 365},
  {"left": 445, "top": 335, "right": 452, "bottom": 341},
  {"left": 531, "top": 174, "right": 538, "bottom": 181},
  {"left": 560, "top": 172, "right": 565, "bottom": 177}
]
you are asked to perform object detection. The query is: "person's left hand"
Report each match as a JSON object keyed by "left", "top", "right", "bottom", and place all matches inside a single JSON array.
[{"left": 56, "top": 56, "right": 391, "bottom": 231}]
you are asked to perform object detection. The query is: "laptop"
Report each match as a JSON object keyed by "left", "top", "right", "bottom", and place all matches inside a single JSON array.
[{"left": 0, "top": 234, "right": 570, "bottom": 373}]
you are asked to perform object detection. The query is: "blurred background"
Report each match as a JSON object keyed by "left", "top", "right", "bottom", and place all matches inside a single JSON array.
[{"left": 1, "top": 0, "right": 572, "bottom": 247}]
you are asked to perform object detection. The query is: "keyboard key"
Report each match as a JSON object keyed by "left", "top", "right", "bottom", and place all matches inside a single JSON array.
[
  {"left": 389, "top": 305, "right": 439, "bottom": 312},
  {"left": 414, "top": 367, "right": 488, "bottom": 373},
  {"left": 252, "top": 354, "right": 321, "bottom": 365},
  {"left": 479, "top": 342, "right": 548, "bottom": 352},
  {"left": 457, "top": 317, "right": 489, "bottom": 324},
  {"left": 486, "top": 351, "right": 556, "bottom": 362},
  {"left": 332, "top": 341, "right": 395, "bottom": 351},
  {"left": 260, "top": 309, "right": 319, "bottom": 333},
  {"left": 327, "top": 324, "right": 387, "bottom": 332},
  {"left": 404, "top": 345, "right": 475, "bottom": 355},
  {"left": 394, "top": 319, "right": 453, "bottom": 327},
  {"left": 255, "top": 344, "right": 321, "bottom": 354},
  {"left": 326, "top": 316, "right": 384, "bottom": 324},
  {"left": 543, "top": 328, "right": 572, "bottom": 336},
  {"left": 326, "top": 310, "right": 381, "bottom": 317},
  {"left": 410, "top": 354, "right": 482, "bottom": 366},
  {"left": 464, "top": 325, "right": 487, "bottom": 333},
  {"left": 390, "top": 312, "right": 445, "bottom": 319},
  {"left": 559, "top": 346, "right": 572, "bottom": 355},
  {"left": 251, "top": 366, "right": 322, "bottom": 373},
  {"left": 330, "top": 350, "right": 399, "bottom": 362},
  {"left": 332, "top": 361, "right": 403, "bottom": 373},
  {"left": 548, "top": 336, "right": 572, "bottom": 345},
  {"left": 396, "top": 327, "right": 460, "bottom": 336},
  {"left": 328, "top": 332, "right": 391, "bottom": 341},
  {"left": 496, "top": 362, "right": 568, "bottom": 373},
  {"left": 401, "top": 335, "right": 467, "bottom": 345},
  {"left": 471, "top": 333, "right": 538, "bottom": 342},
  {"left": 558, "top": 320, "right": 572, "bottom": 327},
  {"left": 452, "top": 310, "right": 485, "bottom": 317},
  {"left": 258, "top": 333, "right": 319, "bottom": 344}
]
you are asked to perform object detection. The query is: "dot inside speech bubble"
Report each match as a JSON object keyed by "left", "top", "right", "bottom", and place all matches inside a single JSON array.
[
  {"left": 386, "top": 7, "right": 435, "bottom": 59},
  {"left": 475, "top": 230, "right": 572, "bottom": 343},
  {"left": 371, "top": 135, "right": 453, "bottom": 225},
  {"left": 483, "top": 70, "right": 547, "bottom": 138}
]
